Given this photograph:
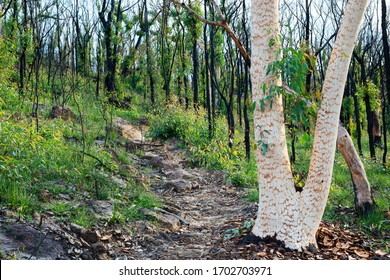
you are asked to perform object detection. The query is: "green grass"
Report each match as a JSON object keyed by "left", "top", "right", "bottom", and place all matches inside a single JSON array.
[
  {"left": 0, "top": 77, "right": 160, "bottom": 227},
  {"left": 148, "top": 105, "right": 258, "bottom": 189},
  {"left": 50, "top": 201, "right": 74, "bottom": 215}
]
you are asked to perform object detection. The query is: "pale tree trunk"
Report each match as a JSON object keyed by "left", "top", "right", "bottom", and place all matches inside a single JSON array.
[
  {"left": 251, "top": 0, "right": 369, "bottom": 251},
  {"left": 337, "top": 123, "right": 375, "bottom": 215},
  {"left": 302, "top": 0, "right": 369, "bottom": 244},
  {"left": 251, "top": 0, "right": 302, "bottom": 249}
]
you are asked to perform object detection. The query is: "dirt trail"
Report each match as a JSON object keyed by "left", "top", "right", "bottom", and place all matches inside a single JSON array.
[
  {"left": 123, "top": 139, "right": 257, "bottom": 260},
  {"left": 0, "top": 136, "right": 257, "bottom": 260}
]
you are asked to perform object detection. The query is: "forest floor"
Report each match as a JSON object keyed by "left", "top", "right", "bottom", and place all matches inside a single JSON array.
[{"left": 0, "top": 123, "right": 389, "bottom": 260}]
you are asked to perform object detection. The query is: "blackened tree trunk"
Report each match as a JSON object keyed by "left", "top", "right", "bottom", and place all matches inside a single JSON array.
[
  {"left": 204, "top": 1, "right": 212, "bottom": 139},
  {"left": 304, "top": 0, "right": 313, "bottom": 94},
  {"left": 209, "top": 23, "right": 216, "bottom": 134},
  {"left": 349, "top": 63, "right": 363, "bottom": 155},
  {"left": 354, "top": 51, "right": 376, "bottom": 159},
  {"left": 144, "top": 0, "right": 155, "bottom": 105},
  {"left": 192, "top": 40, "right": 199, "bottom": 110},
  {"left": 242, "top": 0, "right": 251, "bottom": 160},
  {"left": 380, "top": 63, "right": 388, "bottom": 166},
  {"left": 382, "top": 0, "right": 390, "bottom": 104},
  {"left": 237, "top": 55, "right": 243, "bottom": 126},
  {"left": 19, "top": 0, "right": 28, "bottom": 99},
  {"left": 96, "top": 33, "right": 103, "bottom": 98},
  {"left": 98, "top": 0, "right": 120, "bottom": 93}
]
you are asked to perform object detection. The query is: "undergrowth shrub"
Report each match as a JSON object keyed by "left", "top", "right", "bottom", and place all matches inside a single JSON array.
[
  {"left": 0, "top": 117, "right": 116, "bottom": 216},
  {"left": 148, "top": 105, "right": 258, "bottom": 189}
]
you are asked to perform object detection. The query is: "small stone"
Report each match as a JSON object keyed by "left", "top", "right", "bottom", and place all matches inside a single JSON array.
[
  {"left": 165, "top": 169, "right": 192, "bottom": 180},
  {"left": 80, "top": 252, "right": 93, "bottom": 260},
  {"left": 70, "top": 223, "right": 86, "bottom": 235},
  {"left": 40, "top": 190, "right": 52, "bottom": 202},
  {"left": 57, "top": 194, "right": 72, "bottom": 201},
  {"left": 113, "top": 117, "right": 144, "bottom": 142},
  {"left": 69, "top": 185, "right": 77, "bottom": 192},
  {"left": 81, "top": 230, "right": 101, "bottom": 244},
  {"left": 95, "top": 140, "right": 105, "bottom": 147},
  {"left": 141, "top": 209, "right": 181, "bottom": 232},
  {"left": 149, "top": 156, "right": 163, "bottom": 167},
  {"left": 163, "top": 180, "right": 192, "bottom": 193},
  {"left": 196, "top": 177, "right": 208, "bottom": 185},
  {"left": 91, "top": 242, "right": 108, "bottom": 254},
  {"left": 88, "top": 200, "right": 114, "bottom": 219},
  {"left": 49, "top": 106, "right": 77, "bottom": 121},
  {"left": 158, "top": 214, "right": 181, "bottom": 231}
]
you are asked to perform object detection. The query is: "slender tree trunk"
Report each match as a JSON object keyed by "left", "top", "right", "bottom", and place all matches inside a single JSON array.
[
  {"left": 382, "top": 0, "right": 390, "bottom": 104},
  {"left": 380, "top": 0, "right": 389, "bottom": 165},
  {"left": 304, "top": 0, "right": 313, "bottom": 94},
  {"left": 144, "top": 0, "right": 156, "bottom": 106},
  {"left": 380, "top": 63, "right": 388, "bottom": 166},
  {"left": 243, "top": 62, "right": 251, "bottom": 160},
  {"left": 209, "top": 18, "right": 216, "bottom": 134},
  {"left": 144, "top": 0, "right": 155, "bottom": 105},
  {"left": 161, "top": 0, "right": 170, "bottom": 102},
  {"left": 204, "top": 1, "right": 212, "bottom": 139},
  {"left": 19, "top": 0, "right": 28, "bottom": 99},
  {"left": 337, "top": 123, "right": 375, "bottom": 215},
  {"left": 364, "top": 92, "right": 376, "bottom": 158},
  {"left": 350, "top": 64, "right": 363, "bottom": 155},
  {"left": 354, "top": 51, "right": 376, "bottom": 159},
  {"left": 99, "top": 0, "right": 117, "bottom": 93},
  {"left": 243, "top": 0, "right": 251, "bottom": 160},
  {"left": 303, "top": 0, "right": 369, "bottom": 245},
  {"left": 192, "top": 40, "right": 199, "bottom": 110},
  {"left": 237, "top": 55, "right": 243, "bottom": 126},
  {"left": 96, "top": 34, "right": 102, "bottom": 98}
]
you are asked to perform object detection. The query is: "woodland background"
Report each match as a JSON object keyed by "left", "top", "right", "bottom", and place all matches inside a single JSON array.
[{"left": 0, "top": 0, "right": 389, "bottom": 259}]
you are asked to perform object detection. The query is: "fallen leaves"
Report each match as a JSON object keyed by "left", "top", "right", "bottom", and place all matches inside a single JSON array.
[
  {"left": 210, "top": 221, "right": 390, "bottom": 260},
  {"left": 316, "top": 221, "right": 379, "bottom": 259}
]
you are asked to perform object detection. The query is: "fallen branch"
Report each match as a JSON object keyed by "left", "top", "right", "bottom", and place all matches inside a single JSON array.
[{"left": 154, "top": 207, "right": 190, "bottom": 226}]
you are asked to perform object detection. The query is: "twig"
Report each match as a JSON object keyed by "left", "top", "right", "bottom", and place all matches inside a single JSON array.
[
  {"left": 29, "top": 230, "right": 50, "bottom": 260},
  {"left": 128, "top": 141, "right": 164, "bottom": 147},
  {"left": 154, "top": 207, "right": 190, "bottom": 225},
  {"left": 78, "top": 150, "right": 116, "bottom": 173}
]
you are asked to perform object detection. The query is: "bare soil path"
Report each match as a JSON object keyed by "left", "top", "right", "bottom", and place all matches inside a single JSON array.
[{"left": 123, "top": 138, "right": 257, "bottom": 259}]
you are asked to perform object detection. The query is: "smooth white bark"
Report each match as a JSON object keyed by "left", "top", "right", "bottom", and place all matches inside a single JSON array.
[
  {"left": 302, "top": 0, "right": 370, "bottom": 242},
  {"left": 251, "top": 0, "right": 305, "bottom": 249},
  {"left": 251, "top": 0, "right": 370, "bottom": 250}
]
